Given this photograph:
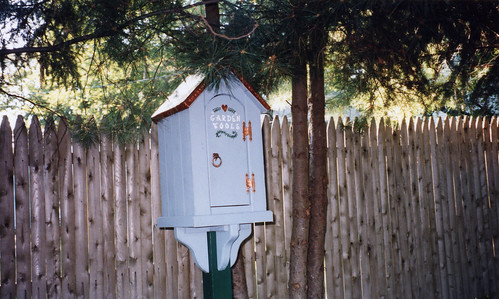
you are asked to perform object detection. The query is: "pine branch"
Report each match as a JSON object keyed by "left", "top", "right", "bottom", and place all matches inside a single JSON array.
[
  {"left": 0, "top": 1, "right": 224, "bottom": 56},
  {"left": 0, "top": 87, "right": 63, "bottom": 118},
  {"left": 199, "top": 14, "right": 258, "bottom": 40}
]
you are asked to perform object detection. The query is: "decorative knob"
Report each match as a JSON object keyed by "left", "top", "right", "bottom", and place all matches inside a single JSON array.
[{"left": 212, "top": 153, "right": 222, "bottom": 168}]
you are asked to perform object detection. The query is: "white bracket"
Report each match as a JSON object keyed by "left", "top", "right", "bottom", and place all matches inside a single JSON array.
[{"left": 174, "top": 223, "right": 252, "bottom": 272}]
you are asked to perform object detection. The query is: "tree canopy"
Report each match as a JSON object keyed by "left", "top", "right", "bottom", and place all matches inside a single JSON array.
[
  {"left": 328, "top": 1, "right": 499, "bottom": 116},
  {"left": 1, "top": 0, "right": 498, "bottom": 133}
]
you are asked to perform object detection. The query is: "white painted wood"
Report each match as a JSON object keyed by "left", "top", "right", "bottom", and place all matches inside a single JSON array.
[
  {"left": 153, "top": 74, "right": 273, "bottom": 272},
  {"left": 155, "top": 76, "right": 272, "bottom": 228}
]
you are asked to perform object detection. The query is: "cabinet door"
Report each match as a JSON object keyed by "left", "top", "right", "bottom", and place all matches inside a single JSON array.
[{"left": 206, "top": 94, "right": 251, "bottom": 207}]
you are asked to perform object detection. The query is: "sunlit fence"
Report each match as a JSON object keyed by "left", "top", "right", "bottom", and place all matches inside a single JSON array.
[{"left": 0, "top": 115, "right": 497, "bottom": 299}]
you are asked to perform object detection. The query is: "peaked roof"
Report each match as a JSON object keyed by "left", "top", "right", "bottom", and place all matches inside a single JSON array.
[{"left": 151, "top": 73, "right": 270, "bottom": 122}]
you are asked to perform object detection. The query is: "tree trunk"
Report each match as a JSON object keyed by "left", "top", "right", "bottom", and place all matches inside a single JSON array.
[
  {"left": 205, "top": 1, "right": 220, "bottom": 31},
  {"left": 307, "top": 24, "right": 328, "bottom": 299},
  {"left": 289, "top": 58, "right": 310, "bottom": 299}
]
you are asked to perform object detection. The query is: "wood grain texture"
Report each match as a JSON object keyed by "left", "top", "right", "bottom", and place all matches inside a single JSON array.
[
  {"left": 150, "top": 123, "right": 167, "bottom": 299},
  {"left": 100, "top": 134, "right": 117, "bottom": 299},
  {"left": 139, "top": 132, "right": 154, "bottom": 299},
  {"left": 369, "top": 119, "right": 387, "bottom": 299},
  {"left": 73, "top": 137, "right": 89, "bottom": 298},
  {"left": 29, "top": 116, "right": 47, "bottom": 299},
  {"left": 88, "top": 144, "right": 104, "bottom": 298},
  {"left": 262, "top": 116, "right": 276, "bottom": 299},
  {"left": 58, "top": 119, "right": 76, "bottom": 297},
  {"left": 14, "top": 116, "right": 31, "bottom": 299},
  {"left": 114, "top": 142, "right": 130, "bottom": 299},
  {"left": 0, "top": 116, "right": 497, "bottom": 299},
  {"left": 43, "top": 119, "right": 61, "bottom": 298},
  {"left": 325, "top": 118, "right": 344, "bottom": 299},
  {"left": 337, "top": 118, "right": 352, "bottom": 299},
  {"left": 0, "top": 116, "right": 15, "bottom": 298}
]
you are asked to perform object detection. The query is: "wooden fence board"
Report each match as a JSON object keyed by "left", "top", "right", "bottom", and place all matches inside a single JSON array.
[
  {"left": 0, "top": 116, "right": 15, "bottom": 298},
  {"left": 369, "top": 119, "right": 387, "bottom": 299},
  {"left": 100, "top": 134, "right": 117, "bottom": 299},
  {"left": 114, "top": 143, "right": 130, "bottom": 299},
  {"left": 358, "top": 130, "right": 373, "bottom": 299},
  {"left": 481, "top": 118, "right": 496, "bottom": 297},
  {"left": 385, "top": 124, "right": 403, "bottom": 299},
  {"left": 14, "top": 117, "right": 31, "bottom": 299},
  {"left": 414, "top": 118, "right": 427, "bottom": 297},
  {"left": 488, "top": 117, "right": 499, "bottom": 297},
  {"left": 139, "top": 132, "right": 154, "bottom": 299},
  {"left": 444, "top": 118, "right": 461, "bottom": 297},
  {"left": 176, "top": 243, "right": 190, "bottom": 299},
  {"left": 352, "top": 128, "right": 367, "bottom": 298},
  {"left": 470, "top": 118, "right": 487, "bottom": 296},
  {"left": 451, "top": 117, "right": 471, "bottom": 298},
  {"left": 421, "top": 118, "right": 440, "bottom": 297},
  {"left": 399, "top": 119, "right": 414, "bottom": 297},
  {"left": 29, "top": 116, "right": 48, "bottom": 299},
  {"left": 281, "top": 116, "right": 293, "bottom": 267},
  {"left": 262, "top": 116, "right": 276, "bottom": 298},
  {"left": 165, "top": 228, "right": 179, "bottom": 299},
  {"left": 189, "top": 253, "right": 203, "bottom": 299},
  {"left": 483, "top": 117, "right": 498, "bottom": 244},
  {"left": 406, "top": 118, "right": 423, "bottom": 298},
  {"left": 461, "top": 117, "right": 479, "bottom": 296},
  {"left": 429, "top": 118, "right": 449, "bottom": 299},
  {"left": 477, "top": 118, "right": 494, "bottom": 296},
  {"left": 150, "top": 123, "right": 167, "bottom": 299},
  {"left": 255, "top": 117, "right": 270, "bottom": 299},
  {"left": 336, "top": 118, "right": 352, "bottom": 299},
  {"left": 395, "top": 121, "right": 413, "bottom": 298},
  {"left": 73, "top": 137, "right": 89, "bottom": 298},
  {"left": 483, "top": 118, "right": 498, "bottom": 298},
  {"left": 242, "top": 230, "right": 256, "bottom": 298},
  {"left": 377, "top": 119, "right": 394, "bottom": 298},
  {"left": 378, "top": 121, "right": 396, "bottom": 298},
  {"left": 346, "top": 123, "right": 362, "bottom": 299},
  {"left": 324, "top": 121, "right": 334, "bottom": 298},
  {"left": 271, "top": 116, "right": 287, "bottom": 298},
  {"left": 58, "top": 119, "right": 76, "bottom": 297},
  {"left": 437, "top": 119, "right": 456, "bottom": 298},
  {"left": 127, "top": 144, "right": 142, "bottom": 298},
  {"left": 88, "top": 144, "right": 104, "bottom": 298},
  {"left": 43, "top": 119, "right": 61, "bottom": 298},
  {"left": 326, "top": 118, "right": 344, "bottom": 299},
  {"left": 280, "top": 116, "right": 292, "bottom": 299},
  {"left": 490, "top": 117, "right": 499, "bottom": 220},
  {"left": 450, "top": 118, "right": 469, "bottom": 294},
  {"left": 466, "top": 117, "right": 479, "bottom": 296}
]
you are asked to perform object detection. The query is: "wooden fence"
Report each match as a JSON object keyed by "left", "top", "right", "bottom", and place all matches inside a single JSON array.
[{"left": 0, "top": 115, "right": 498, "bottom": 298}]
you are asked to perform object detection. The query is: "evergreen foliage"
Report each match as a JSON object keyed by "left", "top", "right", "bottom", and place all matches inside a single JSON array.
[
  {"left": 1, "top": 0, "right": 498, "bottom": 143},
  {"left": 327, "top": 1, "right": 499, "bottom": 116}
]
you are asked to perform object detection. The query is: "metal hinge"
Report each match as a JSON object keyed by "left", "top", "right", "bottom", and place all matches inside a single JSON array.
[
  {"left": 245, "top": 173, "right": 255, "bottom": 193},
  {"left": 242, "top": 121, "right": 252, "bottom": 142}
]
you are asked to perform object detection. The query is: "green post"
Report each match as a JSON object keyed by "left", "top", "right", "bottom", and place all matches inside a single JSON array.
[{"left": 202, "top": 231, "right": 233, "bottom": 299}]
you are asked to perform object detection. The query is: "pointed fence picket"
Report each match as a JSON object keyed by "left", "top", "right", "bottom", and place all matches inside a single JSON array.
[
  {"left": 0, "top": 116, "right": 15, "bottom": 299},
  {"left": 0, "top": 115, "right": 497, "bottom": 299}
]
